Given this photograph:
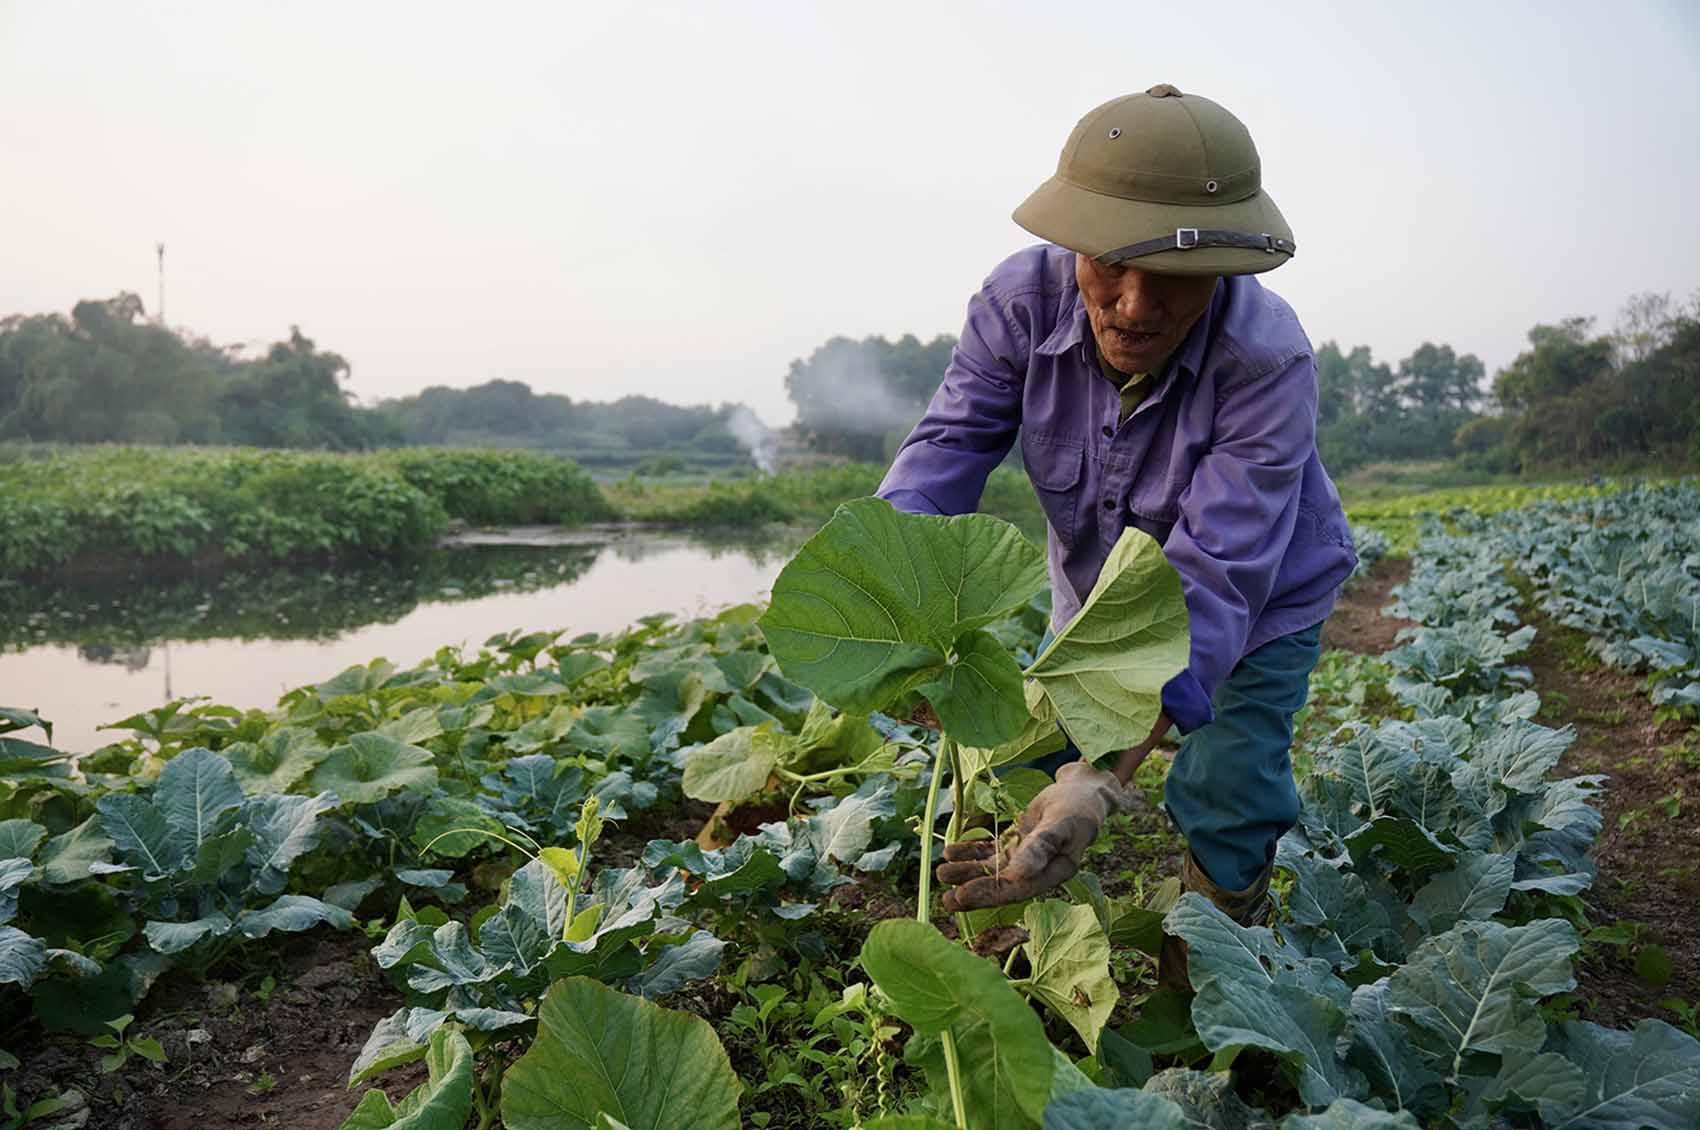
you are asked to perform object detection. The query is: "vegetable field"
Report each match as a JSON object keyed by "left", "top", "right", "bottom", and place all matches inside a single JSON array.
[{"left": 3, "top": 485, "right": 1698, "bottom": 1129}]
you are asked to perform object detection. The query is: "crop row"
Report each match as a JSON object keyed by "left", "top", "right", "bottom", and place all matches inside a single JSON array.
[{"left": 1483, "top": 483, "right": 1699, "bottom": 717}]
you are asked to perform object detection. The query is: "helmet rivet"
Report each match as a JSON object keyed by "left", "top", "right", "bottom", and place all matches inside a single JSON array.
[
  {"left": 1107, "top": 127, "right": 1121, "bottom": 140},
  {"left": 1205, "top": 179, "right": 1219, "bottom": 193}
]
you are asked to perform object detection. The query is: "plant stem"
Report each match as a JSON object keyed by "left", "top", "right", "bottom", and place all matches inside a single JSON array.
[
  {"left": 918, "top": 733, "right": 967, "bottom": 1130},
  {"left": 940, "top": 1029, "right": 969, "bottom": 1130},
  {"left": 915, "top": 741, "right": 946, "bottom": 923},
  {"left": 942, "top": 737, "right": 973, "bottom": 945}
]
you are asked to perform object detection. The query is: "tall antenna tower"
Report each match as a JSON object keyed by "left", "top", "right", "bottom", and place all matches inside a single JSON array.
[{"left": 155, "top": 242, "right": 166, "bottom": 325}]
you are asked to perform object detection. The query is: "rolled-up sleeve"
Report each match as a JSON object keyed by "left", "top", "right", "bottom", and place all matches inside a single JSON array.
[
  {"left": 876, "top": 285, "right": 1028, "bottom": 516},
  {"left": 1160, "top": 352, "right": 1316, "bottom": 733}
]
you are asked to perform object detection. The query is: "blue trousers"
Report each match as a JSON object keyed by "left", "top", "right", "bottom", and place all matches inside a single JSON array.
[{"left": 1029, "top": 621, "right": 1322, "bottom": 892}]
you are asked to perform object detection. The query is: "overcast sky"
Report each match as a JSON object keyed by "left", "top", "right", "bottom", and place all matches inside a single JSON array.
[{"left": 3, "top": 1, "right": 1697, "bottom": 425}]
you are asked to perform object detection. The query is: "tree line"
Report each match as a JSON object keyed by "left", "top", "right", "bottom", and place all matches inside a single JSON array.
[
  {"left": 0, "top": 294, "right": 390, "bottom": 449},
  {"left": 6, "top": 288, "right": 1692, "bottom": 478},
  {"left": 0, "top": 293, "right": 761, "bottom": 469}
]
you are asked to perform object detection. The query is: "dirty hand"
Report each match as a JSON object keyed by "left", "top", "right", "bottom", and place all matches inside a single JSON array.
[{"left": 934, "top": 760, "right": 1133, "bottom": 912}]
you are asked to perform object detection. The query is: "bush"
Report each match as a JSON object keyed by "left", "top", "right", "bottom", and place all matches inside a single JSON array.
[
  {"left": 0, "top": 444, "right": 614, "bottom": 576},
  {"left": 377, "top": 448, "right": 614, "bottom": 526}
]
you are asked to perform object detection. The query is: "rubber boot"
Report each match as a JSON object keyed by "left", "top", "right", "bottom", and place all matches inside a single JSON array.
[{"left": 1156, "top": 851, "right": 1273, "bottom": 993}]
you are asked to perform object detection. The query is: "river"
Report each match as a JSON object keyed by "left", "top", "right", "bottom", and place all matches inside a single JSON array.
[{"left": 0, "top": 527, "right": 804, "bottom": 754}]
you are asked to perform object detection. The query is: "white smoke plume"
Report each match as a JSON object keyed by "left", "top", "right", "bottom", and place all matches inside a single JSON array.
[
  {"left": 790, "top": 346, "right": 925, "bottom": 438},
  {"left": 725, "top": 404, "right": 779, "bottom": 473}
]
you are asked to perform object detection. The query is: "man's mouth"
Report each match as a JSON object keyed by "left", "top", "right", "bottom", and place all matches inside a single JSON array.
[{"left": 1108, "top": 327, "right": 1161, "bottom": 349}]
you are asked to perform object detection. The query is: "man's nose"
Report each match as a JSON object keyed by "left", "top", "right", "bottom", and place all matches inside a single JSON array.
[{"left": 1114, "top": 272, "right": 1163, "bottom": 323}]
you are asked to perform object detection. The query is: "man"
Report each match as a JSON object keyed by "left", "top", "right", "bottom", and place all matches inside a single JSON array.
[{"left": 875, "top": 84, "right": 1356, "bottom": 989}]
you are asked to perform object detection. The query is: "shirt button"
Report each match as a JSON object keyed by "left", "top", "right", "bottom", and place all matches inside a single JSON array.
[
  {"left": 1101, "top": 425, "right": 1113, "bottom": 438},
  {"left": 1102, "top": 498, "right": 1116, "bottom": 510}
]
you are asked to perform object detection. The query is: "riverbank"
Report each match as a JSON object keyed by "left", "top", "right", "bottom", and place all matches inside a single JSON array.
[
  {"left": 0, "top": 444, "right": 616, "bottom": 578},
  {"left": 0, "top": 447, "right": 1048, "bottom": 579}
]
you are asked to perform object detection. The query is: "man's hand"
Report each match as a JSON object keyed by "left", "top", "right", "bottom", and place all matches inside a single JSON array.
[{"left": 934, "top": 760, "right": 1132, "bottom": 912}]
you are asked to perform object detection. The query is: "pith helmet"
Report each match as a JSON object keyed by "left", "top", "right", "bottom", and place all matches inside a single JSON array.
[{"left": 1013, "top": 84, "right": 1295, "bottom": 276}]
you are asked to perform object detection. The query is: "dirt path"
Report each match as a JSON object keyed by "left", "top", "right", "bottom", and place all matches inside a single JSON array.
[
  {"left": 8, "top": 932, "right": 413, "bottom": 1130},
  {"left": 1320, "top": 558, "right": 1414, "bottom": 656},
  {"left": 1520, "top": 617, "right": 1700, "bottom": 1029}
]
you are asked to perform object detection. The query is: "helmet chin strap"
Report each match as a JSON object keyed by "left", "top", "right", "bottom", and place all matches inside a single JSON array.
[{"left": 1099, "top": 227, "right": 1296, "bottom": 265}]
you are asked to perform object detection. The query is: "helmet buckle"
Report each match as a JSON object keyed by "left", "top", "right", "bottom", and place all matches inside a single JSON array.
[{"left": 1175, "top": 227, "right": 1199, "bottom": 250}]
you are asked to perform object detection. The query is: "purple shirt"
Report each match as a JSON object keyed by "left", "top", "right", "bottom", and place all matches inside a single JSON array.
[{"left": 877, "top": 244, "right": 1356, "bottom": 735}]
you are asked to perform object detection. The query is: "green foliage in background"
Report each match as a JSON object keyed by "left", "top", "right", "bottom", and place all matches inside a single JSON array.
[
  {"left": 0, "top": 296, "right": 395, "bottom": 450},
  {"left": 0, "top": 445, "right": 610, "bottom": 576}
]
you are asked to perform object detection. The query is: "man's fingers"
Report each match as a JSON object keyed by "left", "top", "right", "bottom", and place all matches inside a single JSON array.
[
  {"left": 939, "top": 840, "right": 998, "bottom": 863},
  {"left": 934, "top": 858, "right": 999, "bottom": 886},
  {"left": 939, "top": 875, "right": 1038, "bottom": 913}
]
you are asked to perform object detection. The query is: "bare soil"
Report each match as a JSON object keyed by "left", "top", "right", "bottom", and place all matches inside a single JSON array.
[
  {"left": 6, "top": 932, "right": 412, "bottom": 1130},
  {"left": 1320, "top": 558, "right": 1415, "bottom": 655},
  {"left": 1519, "top": 615, "right": 1700, "bottom": 1029}
]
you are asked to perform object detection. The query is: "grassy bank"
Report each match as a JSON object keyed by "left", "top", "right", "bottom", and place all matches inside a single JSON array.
[
  {"left": 611, "top": 462, "right": 1047, "bottom": 535},
  {"left": 0, "top": 444, "right": 613, "bottom": 577}
]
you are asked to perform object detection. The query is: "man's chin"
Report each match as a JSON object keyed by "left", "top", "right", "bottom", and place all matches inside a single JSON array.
[{"left": 1102, "top": 343, "right": 1163, "bottom": 373}]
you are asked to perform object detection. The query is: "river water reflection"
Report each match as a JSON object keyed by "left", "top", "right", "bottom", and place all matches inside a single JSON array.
[{"left": 0, "top": 527, "right": 804, "bottom": 754}]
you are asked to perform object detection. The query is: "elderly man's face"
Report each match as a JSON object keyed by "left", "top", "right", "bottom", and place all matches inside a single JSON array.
[{"left": 1075, "top": 255, "right": 1219, "bottom": 373}]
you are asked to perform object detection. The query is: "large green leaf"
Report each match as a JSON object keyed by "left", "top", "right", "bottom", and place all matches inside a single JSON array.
[
  {"left": 350, "top": 1007, "right": 441, "bottom": 1086},
  {"left": 500, "top": 976, "right": 741, "bottom": 1130},
  {"left": 223, "top": 727, "right": 329, "bottom": 795},
  {"left": 1469, "top": 720, "right": 1574, "bottom": 793},
  {"left": 1021, "top": 900, "right": 1117, "bottom": 1053},
  {"left": 758, "top": 499, "right": 1046, "bottom": 746},
  {"left": 1164, "top": 894, "right": 1363, "bottom": 1107},
  {"left": 96, "top": 793, "right": 184, "bottom": 880},
  {"left": 631, "top": 670, "right": 713, "bottom": 753},
  {"left": 0, "top": 818, "right": 46, "bottom": 861},
  {"left": 1542, "top": 1019, "right": 1700, "bottom": 1130},
  {"left": 564, "top": 707, "right": 652, "bottom": 760},
  {"left": 1041, "top": 1088, "right": 1188, "bottom": 1129},
  {"left": 235, "top": 894, "right": 354, "bottom": 939},
  {"left": 682, "top": 725, "right": 785, "bottom": 803},
  {"left": 1277, "top": 1099, "right": 1421, "bottom": 1128},
  {"left": 1477, "top": 1052, "right": 1585, "bottom": 1125},
  {"left": 0, "top": 924, "right": 46, "bottom": 987},
  {"left": 1341, "top": 983, "right": 1445, "bottom": 1118},
  {"left": 38, "top": 817, "right": 114, "bottom": 885},
  {"left": 309, "top": 733, "right": 438, "bottom": 805},
  {"left": 1139, "top": 1068, "right": 1270, "bottom": 1129},
  {"left": 243, "top": 792, "right": 338, "bottom": 895},
  {"left": 1342, "top": 817, "right": 1457, "bottom": 882},
  {"left": 1025, "top": 527, "right": 1189, "bottom": 761},
  {"left": 0, "top": 858, "right": 30, "bottom": 922},
  {"left": 478, "top": 859, "right": 569, "bottom": 980},
  {"left": 861, "top": 918, "right": 1055, "bottom": 1126},
  {"left": 1279, "top": 849, "right": 1399, "bottom": 969},
  {"left": 155, "top": 747, "right": 245, "bottom": 853},
  {"left": 1407, "top": 851, "right": 1513, "bottom": 937},
  {"left": 411, "top": 796, "right": 507, "bottom": 859},
  {"left": 143, "top": 912, "right": 233, "bottom": 955},
  {"left": 915, "top": 629, "right": 1032, "bottom": 749},
  {"left": 342, "top": 1025, "right": 475, "bottom": 1130},
  {"left": 1381, "top": 918, "right": 1578, "bottom": 1077}
]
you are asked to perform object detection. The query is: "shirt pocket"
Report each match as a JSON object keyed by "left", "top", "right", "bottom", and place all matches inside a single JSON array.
[
  {"left": 1021, "top": 432, "right": 1085, "bottom": 548},
  {"left": 1128, "top": 472, "right": 1183, "bottom": 546}
]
